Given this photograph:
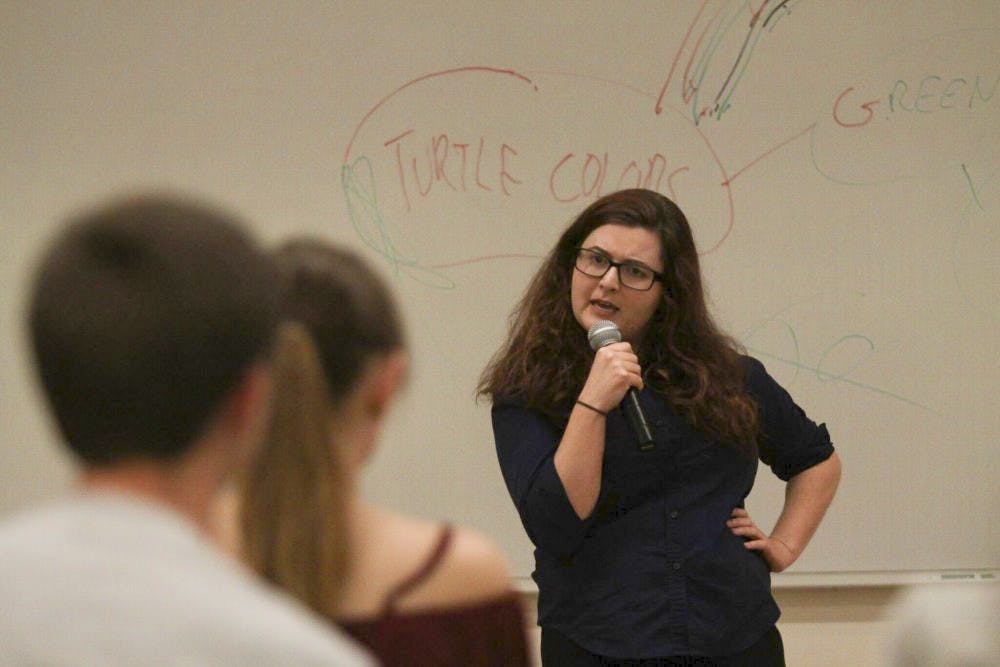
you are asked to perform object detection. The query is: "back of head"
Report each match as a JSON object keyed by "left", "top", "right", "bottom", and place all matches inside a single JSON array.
[
  {"left": 28, "top": 194, "right": 279, "bottom": 465},
  {"left": 271, "top": 239, "right": 405, "bottom": 398},
  {"left": 241, "top": 238, "right": 404, "bottom": 618}
]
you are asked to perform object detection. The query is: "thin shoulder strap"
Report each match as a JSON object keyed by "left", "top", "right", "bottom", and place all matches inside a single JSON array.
[{"left": 381, "top": 524, "right": 454, "bottom": 614}]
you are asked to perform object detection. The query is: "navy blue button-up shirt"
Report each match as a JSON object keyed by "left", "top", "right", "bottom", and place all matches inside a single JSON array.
[{"left": 491, "top": 356, "right": 834, "bottom": 659}]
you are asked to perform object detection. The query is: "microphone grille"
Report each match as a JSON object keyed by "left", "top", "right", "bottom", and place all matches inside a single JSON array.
[{"left": 587, "top": 320, "right": 621, "bottom": 350}]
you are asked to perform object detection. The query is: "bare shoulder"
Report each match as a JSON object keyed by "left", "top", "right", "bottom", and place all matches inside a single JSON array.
[
  {"left": 442, "top": 526, "right": 514, "bottom": 595},
  {"left": 394, "top": 523, "right": 515, "bottom": 613}
]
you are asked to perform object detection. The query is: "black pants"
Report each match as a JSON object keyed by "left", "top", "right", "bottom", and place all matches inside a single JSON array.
[{"left": 540, "top": 625, "right": 785, "bottom": 667}]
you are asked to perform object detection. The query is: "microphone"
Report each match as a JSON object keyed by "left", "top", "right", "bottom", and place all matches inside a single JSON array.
[{"left": 587, "top": 320, "right": 655, "bottom": 452}]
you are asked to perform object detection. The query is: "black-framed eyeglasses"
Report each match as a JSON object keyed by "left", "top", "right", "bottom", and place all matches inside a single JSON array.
[{"left": 574, "top": 247, "right": 664, "bottom": 291}]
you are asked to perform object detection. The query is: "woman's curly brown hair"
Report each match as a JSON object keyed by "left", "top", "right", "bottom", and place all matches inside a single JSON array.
[{"left": 477, "top": 189, "right": 758, "bottom": 454}]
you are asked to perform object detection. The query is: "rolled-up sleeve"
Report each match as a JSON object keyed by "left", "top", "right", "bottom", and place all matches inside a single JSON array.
[
  {"left": 491, "top": 402, "right": 593, "bottom": 557},
  {"left": 747, "top": 357, "right": 835, "bottom": 481}
]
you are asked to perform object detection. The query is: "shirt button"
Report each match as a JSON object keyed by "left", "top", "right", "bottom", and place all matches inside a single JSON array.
[{"left": 669, "top": 510, "right": 679, "bottom": 519}]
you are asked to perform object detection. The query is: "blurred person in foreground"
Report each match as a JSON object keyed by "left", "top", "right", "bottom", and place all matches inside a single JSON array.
[
  {"left": 884, "top": 583, "right": 999, "bottom": 666},
  {"left": 228, "top": 239, "right": 532, "bottom": 666},
  {"left": 0, "top": 195, "right": 371, "bottom": 665}
]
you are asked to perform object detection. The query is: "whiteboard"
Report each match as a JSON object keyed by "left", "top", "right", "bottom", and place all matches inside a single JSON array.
[{"left": 2, "top": 1, "right": 997, "bottom": 584}]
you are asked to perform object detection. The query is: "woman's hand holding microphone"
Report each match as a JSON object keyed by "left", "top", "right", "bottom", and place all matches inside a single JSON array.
[{"left": 576, "top": 342, "right": 644, "bottom": 416}]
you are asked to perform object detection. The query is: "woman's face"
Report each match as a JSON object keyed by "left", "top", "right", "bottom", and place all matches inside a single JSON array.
[{"left": 570, "top": 223, "right": 664, "bottom": 344}]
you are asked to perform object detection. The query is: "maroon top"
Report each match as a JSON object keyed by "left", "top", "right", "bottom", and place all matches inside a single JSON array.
[{"left": 338, "top": 525, "right": 531, "bottom": 666}]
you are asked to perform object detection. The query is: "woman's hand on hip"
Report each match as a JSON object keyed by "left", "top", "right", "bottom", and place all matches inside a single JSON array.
[
  {"left": 578, "top": 342, "right": 642, "bottom": 413},
  {"left": 728, "top": 507, "right": 799, "bottom": 573}
]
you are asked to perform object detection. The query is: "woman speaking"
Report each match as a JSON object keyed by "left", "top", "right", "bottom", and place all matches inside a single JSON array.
[{"left": 478, "top": 189, "right": 841, "bottom": 665}]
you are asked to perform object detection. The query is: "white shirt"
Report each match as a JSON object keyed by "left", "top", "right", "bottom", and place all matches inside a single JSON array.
[
  {"left": 0, "top": 492, "right": 373, "bottom": 666},
  {"left": 884, "top": 583, "right": 1000, "bottom": 667}
]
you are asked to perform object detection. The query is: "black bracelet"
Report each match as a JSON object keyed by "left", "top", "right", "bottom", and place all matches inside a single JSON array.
[{"left": 575, "top": 399, "right": 607, "bottom": 417}]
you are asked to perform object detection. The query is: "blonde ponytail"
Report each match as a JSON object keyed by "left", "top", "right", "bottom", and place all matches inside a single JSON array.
[{"left": 240, "top": 321, "right": 348, "bottom": 618}]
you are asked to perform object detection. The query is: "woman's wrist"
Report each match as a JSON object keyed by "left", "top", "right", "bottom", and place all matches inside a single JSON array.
[
  {"left": 770, "top": 535, "right": 800, "bottom": 557},
  {"left": 575, "top": 398, "right": 607, "bottom": 417}
]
